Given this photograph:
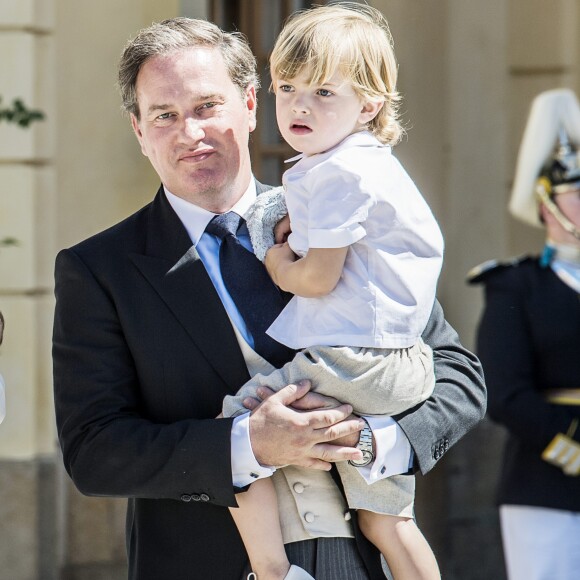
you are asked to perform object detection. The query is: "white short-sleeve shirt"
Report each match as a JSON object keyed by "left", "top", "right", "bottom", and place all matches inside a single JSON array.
[{"left": 267, "top": 131, "right": 444, "bottom": 350}]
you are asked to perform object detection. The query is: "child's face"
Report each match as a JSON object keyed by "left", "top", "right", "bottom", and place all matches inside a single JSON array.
[{"left": 274, "top": 68, "right": 377, "bottom": 156}]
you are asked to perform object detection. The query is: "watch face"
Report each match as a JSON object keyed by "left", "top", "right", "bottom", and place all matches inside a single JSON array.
[
  {"left": 361, "top": 450, "right": 373, "bottom": 463},
  {"left": 349, "top": 450, "right": 373, "bottom": 467}
]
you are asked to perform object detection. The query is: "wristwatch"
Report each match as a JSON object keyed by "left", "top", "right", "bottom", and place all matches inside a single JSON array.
[{"left": 348, "top": 419, "right": 374, "bottom": 467}]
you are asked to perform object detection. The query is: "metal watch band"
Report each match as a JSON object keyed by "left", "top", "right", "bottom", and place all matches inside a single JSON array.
[{"left": 348, "top": 420, "right": 374, "bottom": 467}]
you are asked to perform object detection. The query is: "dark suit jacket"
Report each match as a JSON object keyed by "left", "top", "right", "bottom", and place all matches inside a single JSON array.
[
  {"left": 53, "top": 184, "right": 486, "bottom": 579},
  {"left": 472, "top": 257, "right": 580, "bottom": 512}
]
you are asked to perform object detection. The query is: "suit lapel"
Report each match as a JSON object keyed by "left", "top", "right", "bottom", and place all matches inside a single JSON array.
[{"left": 129, "top": 187, "right": 250, "bottom": 391}]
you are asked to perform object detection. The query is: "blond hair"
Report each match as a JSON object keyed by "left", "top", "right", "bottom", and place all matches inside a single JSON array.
[{"left": 270, "top": 2, "right": 402, "bottom": 145}]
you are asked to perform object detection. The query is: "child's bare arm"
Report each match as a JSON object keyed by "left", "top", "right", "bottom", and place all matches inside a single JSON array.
[{"left": 265, "top": 244, "right": 348, "bottom": 297}]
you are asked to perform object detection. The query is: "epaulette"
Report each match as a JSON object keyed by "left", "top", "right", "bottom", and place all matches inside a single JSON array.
[{"left": 466, "top": 255, "right": 532, "bottom": 284}]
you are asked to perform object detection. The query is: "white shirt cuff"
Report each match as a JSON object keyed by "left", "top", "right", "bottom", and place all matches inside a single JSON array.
[
  {"left": 231, "top": 412, "right": 275, "bottom": 487},
  {"left": 357, "top": 416, "right": 412, "bottom": 483},
  {"left": 309, "top": 223, "right": 366, "bottom": 249}
]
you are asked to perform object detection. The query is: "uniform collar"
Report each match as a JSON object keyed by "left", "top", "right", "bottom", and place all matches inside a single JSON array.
[
  {"left": 544, "top": 240, "right": 580, "bottom": 293},
  {"left": 543, "top": 239, "right": 580, "bottom": 266}
]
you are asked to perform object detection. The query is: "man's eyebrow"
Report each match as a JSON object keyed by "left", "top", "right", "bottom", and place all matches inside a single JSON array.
[
  {"left": 147, "top": 103, "right": 172, "bottom": 115},
  {"left": 146, "top": 94, "right": 225, "bottom": 116},
  {"left": 198, "top": 93, "right": 225, "bottom": 102}
]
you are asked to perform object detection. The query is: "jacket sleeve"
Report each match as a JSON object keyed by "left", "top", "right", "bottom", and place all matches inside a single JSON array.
[
  {"left": 395, "top": 300, "right": 487, "bottom": 474},
  {"left": 53, "top": 248, "right": 240, "bottom": 507}
]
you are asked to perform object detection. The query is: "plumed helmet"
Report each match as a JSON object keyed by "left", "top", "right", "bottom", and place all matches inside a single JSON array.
[
  {"left": 509, "top": 88, "right": 580, "bottom": 227},
  {"left": 540, "top": 128, "right": 580, "bottom": 191}
]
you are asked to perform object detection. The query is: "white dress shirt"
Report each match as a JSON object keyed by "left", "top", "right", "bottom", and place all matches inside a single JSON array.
[
  {"left": 269, "top": 131, "right": 444, "bottom": 350},
  {"left": 164, "top": 183, "right": 412, "bottom": 487}
]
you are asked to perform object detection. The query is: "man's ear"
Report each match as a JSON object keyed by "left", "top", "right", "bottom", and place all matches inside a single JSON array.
[
  {"left": 359, "top": 99, "right": 384, "bottom": 125},
  {"left": 246, "top": 85, "right": 257, "bottom": 133},
  {"left": 131, "top": 114, "right": 148, "bottom": 156}
]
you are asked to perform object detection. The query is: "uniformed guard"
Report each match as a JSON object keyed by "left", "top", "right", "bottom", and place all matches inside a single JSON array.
[{"left": 468, "top": 88, "right": 580, "bottom": 580}]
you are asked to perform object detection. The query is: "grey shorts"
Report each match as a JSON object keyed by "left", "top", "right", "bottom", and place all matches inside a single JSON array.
[{"left": 223, "top": 340, "right": 434, "bottom": 516}]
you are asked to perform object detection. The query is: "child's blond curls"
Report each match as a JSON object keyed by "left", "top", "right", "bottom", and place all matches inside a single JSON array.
[{"left": 270, "top": 2, "right": 403, "bottom": 146}]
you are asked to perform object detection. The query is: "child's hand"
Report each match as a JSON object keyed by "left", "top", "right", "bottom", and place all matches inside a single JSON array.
[
  {"left": 264, "top": 242, "right": 297, "bottom": 286},
  {"left": 274, "top": 214, "right": 291, "bottom": 244}
]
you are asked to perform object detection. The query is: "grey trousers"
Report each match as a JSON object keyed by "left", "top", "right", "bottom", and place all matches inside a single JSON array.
[{"left": 240, "top": 537, "right": 380, "bottom": 579}]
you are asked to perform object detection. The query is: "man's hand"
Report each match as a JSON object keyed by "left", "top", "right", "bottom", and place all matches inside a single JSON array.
[
  {"left": 255, "top": 385, "right": 364, "bottom": 448},
  {"left": 245, "top": 380, "right": 365, "bottom": 469},
  {"left": 246, "top": 384, "right": 369, "bottom": 452}
]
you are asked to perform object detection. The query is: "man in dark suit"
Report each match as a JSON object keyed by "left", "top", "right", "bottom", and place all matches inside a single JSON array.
[{"left": 53, "top": 17, "right": 486, "bottom": 580}]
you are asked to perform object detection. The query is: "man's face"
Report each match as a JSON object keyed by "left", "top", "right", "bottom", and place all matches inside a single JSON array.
[
  {"left": 543, "top": 188, "right": 580, "bottom": 245},
  {"left": 131, "top": 47, "right": 257, "bottom": 212}
]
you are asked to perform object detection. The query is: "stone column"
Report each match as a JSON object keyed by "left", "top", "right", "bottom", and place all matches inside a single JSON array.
[{"left": 0, "top": 2, "right": 57, "bottom": 579}]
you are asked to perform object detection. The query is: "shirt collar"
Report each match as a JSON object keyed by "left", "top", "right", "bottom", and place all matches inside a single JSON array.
[
  {"left": 547, "top": 239, "right": 580, "bottom": 266},
  {"left": 164, "top": 181, "right": 257, "bottom": 246},
  {"left": 284, "top": 130, "right": 388, "bottom": 169}
]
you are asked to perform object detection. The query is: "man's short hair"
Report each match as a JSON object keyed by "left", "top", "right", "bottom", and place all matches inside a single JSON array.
[{"left": 118, "top": 17, "right": 260, "bottom": 119}]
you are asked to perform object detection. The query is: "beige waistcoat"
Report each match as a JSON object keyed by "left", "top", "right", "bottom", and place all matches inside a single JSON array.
[{"left": 232, "top": 323, "right": 354, "bottom": 543}]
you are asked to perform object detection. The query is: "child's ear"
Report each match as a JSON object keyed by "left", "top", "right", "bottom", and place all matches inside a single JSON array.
[{"left": 359, "top": 99, "right": 384, "bottom": 125}]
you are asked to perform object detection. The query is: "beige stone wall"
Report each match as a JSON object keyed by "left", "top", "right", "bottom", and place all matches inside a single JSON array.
[
  {"left": 374, "top": 0, "right": 580, "bottom": 349},
  {"left": 0, "top": 4, "right": 58, "bottom": 578},
  {"left": 55, "top": 0, "right": 179, "bottom": 250},
  {"left": 0, "top": 1, "right": 56, "bottom": 460},
  {"left": 2, "top": 0, "right": 580, "bottom": 577},
  {"left": 507, "top": 0, "right": 580, "bottom": 255},
  {"left": 373, "top": 0, "right": 511, "bottom": 347}
]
